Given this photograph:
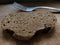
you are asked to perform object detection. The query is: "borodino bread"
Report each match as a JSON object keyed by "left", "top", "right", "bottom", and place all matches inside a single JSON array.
[{"left": 1, "top": 10, "right": 57, "bottom": 40}]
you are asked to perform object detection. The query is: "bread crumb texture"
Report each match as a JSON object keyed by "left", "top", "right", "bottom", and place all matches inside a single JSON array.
[{"left": 1, "top": 10, "right": 57, "bottom": 38}]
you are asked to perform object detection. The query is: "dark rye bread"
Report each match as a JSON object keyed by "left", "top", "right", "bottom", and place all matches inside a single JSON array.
[{"left": 1, "top": 10, "right": 57, "bottom": 40}]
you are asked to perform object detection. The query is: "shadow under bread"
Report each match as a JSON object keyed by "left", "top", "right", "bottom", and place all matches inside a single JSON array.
[
  {"left": 2, "top": 29, "right": 15, "bottom": 40},
  {"left": 14, "top": 27, "right": 55, "bottom": 45},
  {"left": 2, "top": 27, "right": 55, "bottom": 45}
]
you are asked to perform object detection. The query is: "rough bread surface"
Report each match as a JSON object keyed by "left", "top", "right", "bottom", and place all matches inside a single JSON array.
[{"left": 1, "top": 10, "right": 57, "bottom": 40}]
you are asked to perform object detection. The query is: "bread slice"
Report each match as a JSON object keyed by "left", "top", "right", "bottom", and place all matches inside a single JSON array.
[{"left": 1, "top": 10, "right": 57, "bottom": 40}]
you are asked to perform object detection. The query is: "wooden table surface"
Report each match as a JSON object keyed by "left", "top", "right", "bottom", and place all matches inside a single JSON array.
[{"left": 0, "top": 2, "right": 60, "bottom": 45}]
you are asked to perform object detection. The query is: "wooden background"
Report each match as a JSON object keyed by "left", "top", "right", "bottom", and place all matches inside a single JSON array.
[{"left": 0, "top": 2, "right": 60, "bottom": 45}]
